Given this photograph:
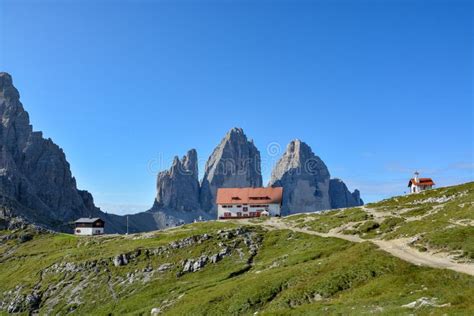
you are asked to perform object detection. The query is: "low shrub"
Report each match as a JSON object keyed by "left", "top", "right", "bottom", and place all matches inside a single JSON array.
[
  {"left": 357, "top": 221, "right": 380, "bottom": 233},
  {"left": 379, "top": 217, "right": 404, "bottom": 233}
]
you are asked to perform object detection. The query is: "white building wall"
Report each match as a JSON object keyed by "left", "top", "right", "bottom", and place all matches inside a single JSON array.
[
  {"left": 218, "top": 203, "right": 281, "bottom": 218},
  {"left": 410, "top": 184, "right": 433, "bottom": 194},
  {"left": 267, "top": 204, "right": 281, "bottom": 216},
  {"left": 217, "top": 205, "right": 226, "bottom": 218},
  {"left": 74, "top": 227, "right": 104, "bottom": 236}
]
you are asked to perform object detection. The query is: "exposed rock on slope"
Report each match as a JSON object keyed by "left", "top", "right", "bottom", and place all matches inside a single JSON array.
[
  {"left": 2, "top": 181, "right": 473, "bottom": 316},
  {"left": 200, "top": 128, "right": 262, "bottom": 212},
  {"left": 329, "top": 178, "right": 364, "bottom": 209},
  {"left": 269, "top": 140, "right": 331, "bottom": 214},
  {"left": 0, "top": 72, "right": 130, "bottom": 233},
  {"left": 0, "top": 226, "right": 263, "bottom": 314},
  {"left": 153, "top": 149, "right": 200, "bottom": 211}
]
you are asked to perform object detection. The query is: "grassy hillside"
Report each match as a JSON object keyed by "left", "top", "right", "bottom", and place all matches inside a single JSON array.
[
  {"left": 0, "top": 183, "right": 473, "bottom": 315},
  {"left": 285, "top": 182, "right": 474, "bottom": 261}
]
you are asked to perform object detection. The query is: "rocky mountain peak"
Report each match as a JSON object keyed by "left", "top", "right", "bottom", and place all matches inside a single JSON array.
[
  {"left": 181, "top": 148, "right": 198, "bottom": 178},
  {"left": 0, "top": 73, "right": 32, "bottom": 152},
  {"left": 269, "top": 139, "right": 363, "bottom": 214},
  {"left": 200, "top": 127, "right": 262, "bottom": 212},
  {"left": 154, "top": 149, "right": 200, "bottom": 212},
  {"left": 0, "top": 72, "right": 132, "bottom": 232},
  {"left": 329, "top": 178, "right": 364, "bottom": 209},
  {"left": 0, "top": 73, "right": 363, "bottom": 232},
  {"left": 351, "top": 189, "right": 363, "bottom": 206},
  {"left": 0, "top": 72, "right": 20, "bottom": 101},
  {"left": 269, "top": 139, "right": 331, "bottom": 214},
  {"left": 270, "top": 139, "right": 330, "bottom": 184},
  {"left": 228, "top": 127, "right": 244, "bottom": 136},
  {"left": 171, "top": 156, "right": 180, "bottom": 166},
  {"left": 288, "top": 139, "right": 313, "bottom": 163}
]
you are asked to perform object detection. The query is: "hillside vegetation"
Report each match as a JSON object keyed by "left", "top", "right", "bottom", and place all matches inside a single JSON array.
[
  {"left": 0, "top": 183, "right": 473, "bottom": 315},
  {"left": 285, "top": 182, "right": 474, "bottom": 261}
]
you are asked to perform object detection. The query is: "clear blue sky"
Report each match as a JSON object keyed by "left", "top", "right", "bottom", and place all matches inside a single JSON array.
[{"left": 1, "top": 0, "right": 472, "bottom": 215}]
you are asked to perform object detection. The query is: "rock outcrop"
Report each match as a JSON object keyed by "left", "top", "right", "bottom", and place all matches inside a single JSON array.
[
  {"left": 0, "top": 72, "right": 363, "bottom": 232},
  {"left": 200, "top": 128, "right": 262, "bottom": 212},
  {"left": 133, "top": 128, "right": 263, "bottom": 229},
  {"left": 352, "top": 189, "right": 363, "bottom": 206},
  {"left": 329, "top": 178, "right": 364, "bottom": 209},
  {"left": 0, "top": 72, "right": 131, "bottom": 233},
  {"left": 127, "top": 148, "right": 212, "bottom": 232},
  {"left": 269, "top": 140, "right": 331, "bottom": 214},
  {"left": 153, "top": 149, "right": 200, "bottom": 212}
]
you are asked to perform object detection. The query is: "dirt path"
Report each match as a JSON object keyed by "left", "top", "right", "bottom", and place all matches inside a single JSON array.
[
  {"left": 244, "top": 218, "right": 474, "bottom": 277},
  {"left": 253, "top": 218, "right": 364, "bottom": 243},
  {"left": 371, "top": 239, "right": 474, "bottom": 276}
]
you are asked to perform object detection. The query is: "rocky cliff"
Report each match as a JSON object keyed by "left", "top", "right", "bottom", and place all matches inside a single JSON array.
[
  {"left": 200, "top": 128, "right": 262, "bottom": 212},
  {"left": 134, "top": 128, "right": 263, "bottom": 229},
  {"left": 152, "top": 134, "right": 362, "bottom": 218},
  {"left": 128, "top": 149, "right": 211, "bottom": 232},
  {"left": 153, "top": 149, "right": 200, "bottom": 212},
  {"left": 329, "top": 178, "right": 364, "bottom": 209},
  {"left": 0, "top": 72, "right": 363, "bottom": 232},
  {"left": 269, "top": 140, "right": 331, "bottom": 214},
  {"left": 0, "top": 72, "right": 134, "bottom": 233},
  {"left": 351, "top": 189, "right": 363, "bottom": 206}
]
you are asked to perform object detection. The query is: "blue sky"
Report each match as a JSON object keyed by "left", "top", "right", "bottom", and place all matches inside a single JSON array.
[{"left": 1, "top": 0, "right": 472, "bottom": 215}]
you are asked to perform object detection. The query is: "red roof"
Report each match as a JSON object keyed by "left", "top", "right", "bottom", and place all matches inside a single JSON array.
[
  {"left": 408, "top": 178, "right": 435, "bottom": 187},
  {"left": 216, "top": 187, "right": 283, "bottom": 205}
]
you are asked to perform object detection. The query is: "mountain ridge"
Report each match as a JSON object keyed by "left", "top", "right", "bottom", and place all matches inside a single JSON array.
[{"left": 0, "top": 72, "right": 363, "bottom": 233}]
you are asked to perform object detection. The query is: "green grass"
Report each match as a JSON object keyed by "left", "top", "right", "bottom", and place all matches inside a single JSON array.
[
  {"left": 367, "top": 182, "right": 472, "bottom": 209},
  {"left": 288, "top": 208, "right": 371, "bottom": 233},
  {"left": 381, "top": 188, "right": 474, "bottom": 258},
  {"left": 1, "top": 222, "right": 473, "bottom": 315},
  {"left": 379, "top": 217, "right": 405, "bottom": 233},
  {"left": 402, "top": 205, "right": 435, "bottom": 217},
  {"left": 357, "top": 220, "right": 380, "bottom": 233},
  {"left": 288, "top": 182, "right": 474, "bottom": 259},
  {"left": 349, "top": 217, "right": 406, "bottom": 239},
  {"left": 421, "top": 226, "right": 474, "bottom": 259},
  {"left": 248, "top": 216, "right": 271, "bottom": 223},
  {"left": 1, "top": 182, "right": 473, "bottom": 315}
]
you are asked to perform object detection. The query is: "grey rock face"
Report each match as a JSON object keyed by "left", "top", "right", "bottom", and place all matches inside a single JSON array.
[
  {"left": 269, "top": 140, "right": 331, "bottom": 214},
  {"left": 0, "top": 72, "right": 363, "bottom": 232},
  {"left": 0, "top": 73, "right": 147, "bottom": 234},
  {"left": 351, "top": 189, "right": 364, "bottom": 206},
  {"left": 269, "top": 140, "right": 363, "bottom": 214},
  {"left": 163, "top": 228, "right": 255, "bottom": 277},
  {"left": 200, "top": 128, "right": 262, "bottom": 212},
  {"left": 0, "top": 73, "right": 101, "bottom": 229},
  {"left": 153, "top": 149, "right": 200, "bottom": 212},
  {"left": 157, "top": 263, "right": 172, "bottom": 272},
  {"left": 113, "top": 254, "right": 128, "bottom": 267},
  {"left": 329, "top": 178, "right": 364, "bottom": 209}
]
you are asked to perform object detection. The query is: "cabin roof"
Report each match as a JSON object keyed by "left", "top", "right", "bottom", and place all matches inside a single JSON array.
[
  {"left": 216, "top": 187, "right": 283, "bottom": 204},
  {"left": 74, "top": 217, "right": 103, "bottom": 223},
  {"left": 408, "top": 178, "right": 435, "bottom": 187}
]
